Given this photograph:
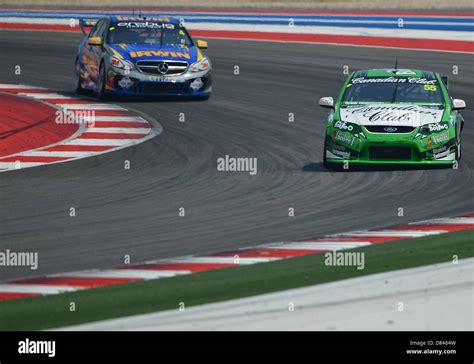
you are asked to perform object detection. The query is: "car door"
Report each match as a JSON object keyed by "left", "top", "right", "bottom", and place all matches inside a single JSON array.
[{"left": 83, "top": 18, "right": 108, "bottom": 86}]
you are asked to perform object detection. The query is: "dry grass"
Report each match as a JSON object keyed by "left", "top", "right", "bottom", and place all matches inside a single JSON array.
[{"left": 0, "top": 0, "right": 472, "bottom": 10}]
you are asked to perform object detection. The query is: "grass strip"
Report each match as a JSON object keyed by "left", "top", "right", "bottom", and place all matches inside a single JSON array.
[{"left": 0, "top": 229, "right": 472, "bottom": 330}]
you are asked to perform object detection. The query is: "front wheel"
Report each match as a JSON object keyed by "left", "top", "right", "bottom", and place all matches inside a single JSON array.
[
  {"left": 455, "top": 140, "right": 462, "bottom": 163},
  {"left": 323, "top": 137, "right": 335, "bottom": 170},
  {"left": 97, "top": 62, "right": 108, "bottom": 99}
]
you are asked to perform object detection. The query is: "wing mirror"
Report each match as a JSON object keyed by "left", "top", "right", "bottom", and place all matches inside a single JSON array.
[
  {"left": 88, "top": 36, "right": 102, "bottom": 46},
  {"left": 452, "top": 99, "right": 466, "bottom": 110},
  {"left": 319, "top": 97, "right": 334, "bottom": 109},
  {"left": 196, "top": 39, "right": 208, "bottom": 49}
]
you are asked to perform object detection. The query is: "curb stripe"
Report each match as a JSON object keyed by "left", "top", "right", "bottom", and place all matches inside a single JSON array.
[
  {"left": 0, "top": 155, "right": 72, "bottom": 163},
  {"left": 0, "top": 214, "right": 472, "bottom": 301},
  {"left": 166, "top": 257, "right": 280, "bottom": 264},
  {"left": 61, "top": 270, "right": 191, "bottom": 280},
  {"left": 86, "top": 127, "right": 150, "bottom": 134},
  {"left": 43, "top": 145, "right": 114, "bottom": 152},
  {"left": 0, "top": 82, "right": 158, "bottom": 172},
  {"left": 120, "top": 263, "right": 237, "bottom": 272},
  {"left": 335, "top": 230, "right": 446, "bottom": 237},
  {"left": 0, "top": 284, "right": 79, "bottom": 294},
  {"left": 265, "top": 242, "right": 372, "bottom": 250},
  {"left": 391, "top": 224, "right": 474, "bottom": 232},
  {"left": 0, "top": 292, "right": 40, "bottom": 302},
  {"left": 12, "top": 276, "right": 143, "bottom": 288},
  {"left": 209, "top": 248, "right": 320, "bottom": 258},
  {"left": 64, "top": 139, "right": 137, "bottom": 146},
  {"left": 411, "top": 217, "right": 474, "bottom": 225}
]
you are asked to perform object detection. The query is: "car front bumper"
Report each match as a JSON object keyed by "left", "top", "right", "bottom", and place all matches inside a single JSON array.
[
  {"left": 104, "top": 67, "right": 212, "bottom": 97},
  {"left": 324, "top": 134, "right": 457, "bottom": 166}
]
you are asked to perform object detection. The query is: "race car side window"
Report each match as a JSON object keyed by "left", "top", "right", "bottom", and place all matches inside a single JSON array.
[
  {"left": 89, "top": 19, "right": 106, "bottom": 38},
  {"left": 97, "top": 19, "right": 109, "bottom": 39},
  {"left": 88, "top": 22, "right": 100, "bottom": 38}
]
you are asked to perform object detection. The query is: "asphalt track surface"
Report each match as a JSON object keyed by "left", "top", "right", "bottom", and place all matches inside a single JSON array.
[{"left": 0, "top": 30, "right": 473, "bottom": 281}]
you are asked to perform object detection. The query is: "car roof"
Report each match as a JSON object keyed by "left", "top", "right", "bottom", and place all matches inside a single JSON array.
[
  {"left": 352, "top": 69, "right": 439, "bottom": 79},
  {"left": 109, "top": 16, "right": 180, "bottom": 24}
]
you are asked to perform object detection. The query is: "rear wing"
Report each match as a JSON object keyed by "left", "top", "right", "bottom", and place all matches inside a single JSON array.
[{"left": 80, "top": 18, "right": 99, "bottom": 35}]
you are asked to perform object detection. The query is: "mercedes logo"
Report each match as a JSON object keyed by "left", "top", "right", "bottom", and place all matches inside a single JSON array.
[
  {"left": 157, "top": 62, "right": 169, "bottom": 75},
  {"left": 384, "top": 127, "right": 398, "bottom": 132}
]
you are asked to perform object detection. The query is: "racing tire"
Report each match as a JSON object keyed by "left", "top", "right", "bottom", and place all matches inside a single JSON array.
[
  {"left": 75, "top": 62, "right": 85, "bottom": 95},
  {"left": 455, "top": 140, "right": 462, "bottom": 163},
  {"left": 323, "top": 137, "right": 336, "bottom": 170},
  {"left": 97, "top": 62, "right": 108, "bottom": 100}
]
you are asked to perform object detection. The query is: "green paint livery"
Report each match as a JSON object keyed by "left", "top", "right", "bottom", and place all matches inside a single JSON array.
[{"left": 320, "top": 69, "right": 466, "bottom": 168}]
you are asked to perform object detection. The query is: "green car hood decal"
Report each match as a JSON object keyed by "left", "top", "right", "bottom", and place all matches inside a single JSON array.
[{"left": 340, "top": 104, "right": 444, "bottom": 127}]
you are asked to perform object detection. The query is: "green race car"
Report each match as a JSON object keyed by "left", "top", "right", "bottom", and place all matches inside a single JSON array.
[{"left": 320, "top": 69, "right": 466, "bottom": 169}]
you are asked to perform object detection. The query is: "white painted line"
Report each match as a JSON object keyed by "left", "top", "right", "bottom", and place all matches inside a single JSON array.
[
  {"left": 166, "top": 256, "right": 279, "bottom": 265},
  {"left": 0, "top": 84, "right": 47, "bottom": 89},
  {"left": 67, "top": 139, "right": 138, "bottom": 146},
  {"left": 57, "top": 104, "right": 126, "bottom": 110},
  {"left": 411, "top": 217, "right": 474, "bottom": 225},
  {"left": 81, "top": 116, "right": 146, "bottom": 122},
  {"left": 87, "top": 127, "right": 150, "bottom": 134},
  {"left": 20, "top": 151, "right": 96, "bottom": 158},
  {"left": 265, "top": 242, "right": 372, "bottom": 250},
  {"left": 0, "top": 162, "right": 44, "bottom": 168},
  {"left": 335, "top": 230, "right": 446, "bottom": 237},
  {"left": 186, "top": 22, "right": 474, "bottom": 42},
  {"left": 18, "top": 92, "right": 72, "bottom": 99},
  {"left": 60, "top": 269, "right": 191, "bottom": 280},
  {"left": 0, "top": 284, "right": 79, "bottom": 294}
]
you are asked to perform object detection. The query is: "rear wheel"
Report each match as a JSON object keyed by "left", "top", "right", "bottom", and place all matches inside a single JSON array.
[{"left": 75, "top": 61, "right": 85, "bottom": 95}]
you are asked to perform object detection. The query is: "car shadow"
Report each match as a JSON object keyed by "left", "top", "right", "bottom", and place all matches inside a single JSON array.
[
  {"left": 111, "top": 95, "right": 210, "bottom": 103},
  {"left": 303, "top": 162, "right": 454, "bottom": 173},
  {"left": 302, "top": 162, "right": 328, "bottom": 172},
  {"left": 63, "top": 91, "right": 209, "bottom": 103}
]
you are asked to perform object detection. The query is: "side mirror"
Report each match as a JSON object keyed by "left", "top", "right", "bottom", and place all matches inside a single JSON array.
[
  {"left": 319, "top": 97, "right": 334, "bottom": 109},
  {"left": 88, "top": 36, "right": 102, "bottom": 46},
  {"left": 452, "top": 99, "right": 466, "bottom": 110},
  {"left": 196, "top": 39, "right": 208, "bottom": 49}
]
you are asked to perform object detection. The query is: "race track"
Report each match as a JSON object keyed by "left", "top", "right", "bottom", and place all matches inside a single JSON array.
[{"left": 0, "top": 30, "right": 473, "bottom": 281}]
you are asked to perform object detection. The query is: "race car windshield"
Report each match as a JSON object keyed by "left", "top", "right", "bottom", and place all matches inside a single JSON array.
[
  {"left": 107, "top": 22, "right": 193, "bottom": 46},
  {"left": 342, "top": 77, "right": 444, "bottom": 105}
]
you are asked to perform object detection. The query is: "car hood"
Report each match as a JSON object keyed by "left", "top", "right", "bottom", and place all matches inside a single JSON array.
[
  {"left": 108, "top": 43, "right": 199, "bottom": 64},
  {"left": 340, "top": 103, "right": 444, "bottom": 127}
]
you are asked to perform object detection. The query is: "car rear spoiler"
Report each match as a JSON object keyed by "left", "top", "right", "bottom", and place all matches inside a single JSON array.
[{"left": 80, "top": 18, "right": 99, "bottom": 35}]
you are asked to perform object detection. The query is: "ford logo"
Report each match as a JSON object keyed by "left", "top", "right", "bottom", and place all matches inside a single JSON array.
[{"left": 384, "top": 127, "right": 398, "bottom": 132}]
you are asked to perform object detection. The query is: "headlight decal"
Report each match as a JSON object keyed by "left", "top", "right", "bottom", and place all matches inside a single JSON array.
[
  {"left": 190, "top": 57, "right": 210, "bottom": 73},
  {"left": 110, "top": 56, "right": 135, "bottom": 71}
]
